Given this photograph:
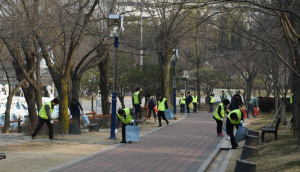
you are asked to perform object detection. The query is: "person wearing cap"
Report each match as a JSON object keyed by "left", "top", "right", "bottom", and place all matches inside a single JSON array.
[
  {"left": 185, "top": 91, "right": 193, "bottom": 113},
  {"left": 179, "top": 93, "right": 186, "bottom": 113},
  {"left": 115, "top": 108, "right": 135, "bottom": 143},
  {"left": 192, "top": 93, "right": 198, "bottom": 113},
  {"left": 226, "top": 109, "right": 244, "bottom": 149},
  {"left": 247, "top": 96, "right": 262, "bottom": 118},
  {"left": 132, "top": 88, "right": 142, "bottom": 120},
  {"left": 220, "top": 91, "right": 227, "bottom": 102},
  {"left": 213, "top": 99, "right": 230, "bottom": 137},
  {"left": 32, "top": 98, "right": 59, "bottom": 140},
  {"left": 208, "top": 93, "right": 215, "bottom": 112}
]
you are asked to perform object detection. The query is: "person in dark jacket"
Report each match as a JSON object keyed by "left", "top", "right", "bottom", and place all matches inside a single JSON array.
[
  {"left": 70, "top": 98, "right": 83, "bottom": 120},
  {"left": 146, "top": 94, "right": 157, "bottom": 121},
  {"left": 236, "top": 91, "right": 244, "bottom": 107},
  {"left": 157, "top": 94, "right": 169, "bottom": 127},
  {"left": 132, "top": 88, "right": 142, "bottom": 120},
  {"left": 228, "top": 94, "right": 242, "bottom": 111},
  {"left": 185, "top": 91, "right": 193, "bottom": 113}
]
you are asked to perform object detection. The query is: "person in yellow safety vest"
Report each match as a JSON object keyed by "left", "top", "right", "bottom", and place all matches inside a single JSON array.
[
  {"left": 157, "top": 94, "right": 169, "bottom": 127},
  {"left": 115, "top": 108, "right": 135, "bottom": 143},
  {"left": 179, "top": 93, "right": 186, "bottom": 113},
  {"left": 226, "top": 109, "right": 245, "bottom": 149},
  {"left": 132, "top": 88, "right": 142, "bottom": 120},
  {"left": 32, "top": 98, "right": 59, "bottom": 140},
  {"left": 213, "top": 99, "right": 230, "bottom": 137},
  {"left": 220, "top": 91, "right": 227, "bottom": 102},
  {"left": 192, "top": 93, "right": 198, "bottom": 113},
  {"left": 290, "top": 93, "right": 293, "bottom": 104},
  {"left": 209, "top": 93, "right": 215, "bottom": 113}
]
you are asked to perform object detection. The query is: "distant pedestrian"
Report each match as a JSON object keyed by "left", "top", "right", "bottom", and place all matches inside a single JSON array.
[
  {"left": 226, "top": 109, "right": 244, "bottom": 149},
  {"left": 157, "top": 94, "right": 169, "bottom": 127},
  {"left": 115, "top": 108, "right": 135, "bottom": 143},
  {"left": 179, "top": 93, "right": 185, "bottom": 113},
  {"left": 70, "top": 98, "right": 83, "bottom": 121},
  {"left": 247, "top": 96, "right": 262, "bottom": 118},
  {"left": 185, "top": 91, "right": 193, "bottom": 113},
  {"left": 220, "top": 91, "right": 227, "bottom": 102},
  {"left": 213, "top": 99, "right": 230, "bottom": 137},
  {"left": 146, "top": 94, "right": 157, "bottom": 121},
  {"left": 228, "top": 94, "right": 242, "bottom": 111},
  {"left": 208, "top": 93, "right": 215, "bottom": 113},
  {"left": 132, "top": 88, "right": 142, "bottom": 120},
  {"left": 192, "top": 93, "right": 198, "bottom": 113},
  {"left": 32, "top": 98, "right": 59, "bottom": 140}
]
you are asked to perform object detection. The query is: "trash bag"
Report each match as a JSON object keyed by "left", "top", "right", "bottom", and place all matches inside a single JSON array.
[
  {"left": 82, "top": 112, "right": 90, "bottom": 126},
  {"left": 164, "top": 108, "right": 175, "bottom": 120},
  {"left": 254, "top": 107, "right": 259, "bottom": 116},
  {"left": 154, "top": 106, "right": 158, "bottom": 114},
  {"left": 235, "top": 124, "right": 248, "bottom": 143},
  {"left": 240, "top": 108, "right": 247, "bottom": 119},
  {"left": 188, "top": 103, "right": 194, "bottom": 109},
  {"left": 126, "top": 123, "right": 140, "bottom": 142}
]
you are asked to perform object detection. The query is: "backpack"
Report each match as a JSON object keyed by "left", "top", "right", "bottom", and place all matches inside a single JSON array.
[{"left": 149, "top": 98, "right": 156, "bottom": 108}]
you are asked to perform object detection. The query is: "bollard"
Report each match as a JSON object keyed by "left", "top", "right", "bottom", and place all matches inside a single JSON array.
[
  {"left": 89, "top": 123, "right": 99, "bottom": 132},
  {"left": 240, "top": 145, "right": 258, "bottom": 160},
  {"left": 234, "top": 159, "right": 256, "bottom": 172},
  {"left": 69, "top": 123, "right": 81, "bottom": 135},
  {"left": 245, "top": 135, "right": 259, "bottom": 146},
  {"left": 248, "top": 130, "right": 259, "bottom": 137}
]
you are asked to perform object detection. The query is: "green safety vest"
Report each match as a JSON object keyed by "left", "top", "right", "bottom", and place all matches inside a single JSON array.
[
  {"left": 290, "top": 93, "right": 293, "bottom": 104},
  {"left": 117, "top": 108, "right": 132, "bottom": 124},
  {"left": 213, "top": 103, "right": 225, "bottom": 120},
  {"left": 39, "top": 101, "right": 53, "bottom": 119},
  {"left": 193, "top": 96, "right": 197, "bottom": 103},
  {"left": 180, "top": 97, "right": 186, "bottom": 104},
  {"left": 210, "top": 96, "right": 214, "bottom": 103},
  {"left": 158, "top": 98, "right": 167, "bottom": 111},
  {"left": 133, "top": 92, "right": 140, "bottom": 104},
  {"left": 221, "top": 94, "right": 227, "bottom": 99},
  {"left": 228, "top": 109, "right": 242, "bottom": 125}
]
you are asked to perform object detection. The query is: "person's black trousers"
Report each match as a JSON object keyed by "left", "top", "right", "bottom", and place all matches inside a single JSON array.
[
  {"left": 226, "top": 121, "right": 239, "bottom": 148},
  {"left": 32, "top": 117, "right": 53, "bottom": 139},
  {"left": 134, "top": 104, "right": 141, "bottom": 120},
  {"left": 193, "top": 103, "right": 197, "bottom": 112},
  {"left": 180, "top": 104, "right": 185, "bottom": 113},
  {"left": 209, "top": 103, "right": 214, "bottom": 112},
  {"left": 186, "top": 104, "right": 190, "bottom": 113},
  {"left": 158, "top": 111, "right": 168, "bottom": 125},
  {"left": 121, "top": 122, "right": 127, "bottom": 142},
  {"left": 213, "top": 117, "right": 223, "bottom": 134},
  {"left": 148, "top": 108, "right": 156, "bottom": 119}
]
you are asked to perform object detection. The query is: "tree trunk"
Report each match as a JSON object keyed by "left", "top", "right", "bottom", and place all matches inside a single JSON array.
[
  {"left": 119, "top": 96, "right": 125, "bottom": 109},
  {"left": 244, "top": 74, "right": 255, "bottom": 105},
  {"left": 71, "top": 73, "right": 81, "bottom": 102},
  {"left": 98, "top": 52, "right": 110, "bottom": 115},
  {"left": 3, "top": 95, "right": 13, "bottom": 133},
  {"left": 58, "top": 81, "right": 69, "bottom": 133},
  {"left": 282, "top": 100, "right": 286, "bottom": 125},
  {"left": 22, "top": 84, "right": 37, "bottom": 123}
]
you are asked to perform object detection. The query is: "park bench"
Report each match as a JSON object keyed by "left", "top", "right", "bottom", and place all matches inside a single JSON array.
[
  {"left": 0, "top": 117, "right": 23, "bottom": 132},
  {"left": 0, "top": 153, "right": 6, "bottom": 160},
  {"left": 261, "top": 117, "right": 281, "bottom": 143}
]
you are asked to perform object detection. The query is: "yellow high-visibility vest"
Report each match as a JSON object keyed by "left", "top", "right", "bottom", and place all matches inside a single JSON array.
[
  {"left": 210, "top": 96, "right": 214, "bottom": 103},
  {"left": 117, "top": 108, "right": 132, "bottom": 124},
  {"left": 133, "top": 92, "right": 140, "bottom": 104},
  {"left": 39, "top": 101, "right": 53, "bottom": 119},
  {"left": 213, "top": 103, "right": 224, "bottom": 120},
  {"left": 228, "top": 109, "right": 242, "bottom": 124},
  {"left": 180, "top": 97, "right": 186, "bottom": 104},
  {"left": 193, "top": 96, "right": 197, "bottom": 103},
  {"left": 158, "top": 98, "right": 167, "bottom": 111}
]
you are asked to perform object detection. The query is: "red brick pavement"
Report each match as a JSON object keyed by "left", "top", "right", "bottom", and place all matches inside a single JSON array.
[{"left": 48, "top": 113, "right": 222, "bottom": 172}]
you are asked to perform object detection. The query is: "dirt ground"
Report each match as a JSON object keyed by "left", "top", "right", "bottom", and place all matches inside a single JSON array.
[
  {"left": 0, "top": 113, "right": 185, "bottom": 172},
  {"left": 225, "top": 112, "right": 300, "bottom": 172}
]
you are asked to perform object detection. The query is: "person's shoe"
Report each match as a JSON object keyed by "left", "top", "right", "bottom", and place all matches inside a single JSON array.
[
  {"left": 128, "top": 141, "right": 132, "bottom": 143},
  {"left": 253, "top": 116, "right": 257, "bottom": 118},
  {"left": 158, "top": 124, "right": 162, "bottom": 127},
  {"left": 219, "top": 133, "right": 224, "bottom": 137},
  {"left": 247, "top": 116, "right": 250, "bottom": 118},
  {"left": 231, "top": 147, "right": 237, "bottom": 149},
  {"left": 236, "top": 143, "right": 239, "bottom": 147},
  {"left": 49, "top": 138, "right": 58, "bottom": 140},
  {"left": 120, "top": 141, "right": 127, "bottom": 143},
  {"left": 166, "top": 120, "right": 169, "bottom": 125},
  {"left": 31, "top": 136, "right": 37, "bottom": 139}
]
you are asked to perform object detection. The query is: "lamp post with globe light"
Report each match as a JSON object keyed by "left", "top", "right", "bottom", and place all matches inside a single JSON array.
[{"left": 108, "top": 14, "right": 124, "bottom": 139}]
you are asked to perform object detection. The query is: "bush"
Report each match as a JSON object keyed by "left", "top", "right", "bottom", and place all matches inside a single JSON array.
[{"left": 258, "top": 97, "right": 292, "bottom": 113}]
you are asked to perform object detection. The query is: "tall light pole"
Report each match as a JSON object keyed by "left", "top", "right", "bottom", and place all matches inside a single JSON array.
[
  {"left": 139, "top": 4, "right": 143, "bottom": 69},
  {"left": 108, "top": 14, "right": 124, "bottom": 139},
  {"left": 172, "top": 49, "right": 179, "bottom": 114}
]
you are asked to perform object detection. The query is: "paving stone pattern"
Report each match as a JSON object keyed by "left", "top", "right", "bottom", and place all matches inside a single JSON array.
[{"left": 50, "top": 113, "right": 222, "bottom": 172}]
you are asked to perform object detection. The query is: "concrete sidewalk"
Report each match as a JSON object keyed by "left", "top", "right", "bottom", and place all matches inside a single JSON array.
[{"left": 46, "top": 112, "right": 222, "bottom": 172}]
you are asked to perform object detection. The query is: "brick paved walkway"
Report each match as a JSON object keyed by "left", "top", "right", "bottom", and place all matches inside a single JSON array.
[{"left": 48, "top": 112, "right": 222, "bottom": 172}]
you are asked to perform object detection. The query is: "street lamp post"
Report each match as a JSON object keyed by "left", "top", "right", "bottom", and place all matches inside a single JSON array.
[
  {"left": 108, "top": 14, "right": 124, "bottom": 140},
  {"left": 171, "top": 49, "right": 179, "bottom": 114}
]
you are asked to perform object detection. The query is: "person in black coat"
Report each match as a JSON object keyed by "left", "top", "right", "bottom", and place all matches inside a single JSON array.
[
  {"left": 70, "top": 98, "right": 83, "bottom": 120},
  {"left": 228, "top": 94, "right": 242, "bottom": 111},
  {"left": 185, "top": 91, "right": 193, "bottom": 113}
]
